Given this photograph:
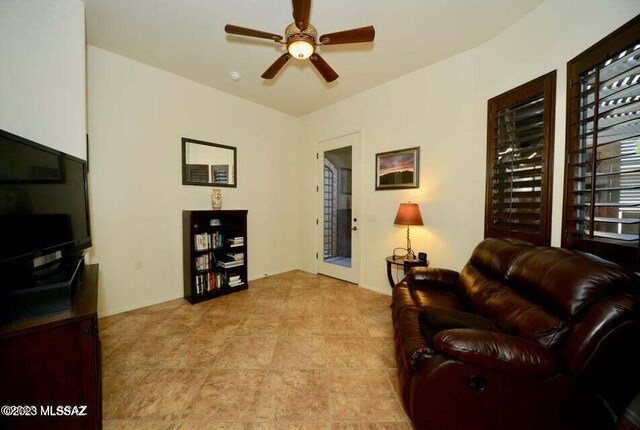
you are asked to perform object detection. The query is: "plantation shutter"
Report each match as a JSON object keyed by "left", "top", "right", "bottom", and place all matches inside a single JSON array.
[
  {"left": 563, "top": 16, "right": 640, "bottom": 269},
  {"left": 485, "top": 71, "right": 556, "bottom": 245}
]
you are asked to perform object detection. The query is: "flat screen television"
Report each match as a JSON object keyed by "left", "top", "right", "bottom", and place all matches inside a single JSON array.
[{"left": 0, "top": 129, "right": 91, "bottom": 305}]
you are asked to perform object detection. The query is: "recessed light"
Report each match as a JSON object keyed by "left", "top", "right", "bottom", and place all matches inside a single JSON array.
[{"left": 230, "top": 71, "right": 241, "bottom": 81}]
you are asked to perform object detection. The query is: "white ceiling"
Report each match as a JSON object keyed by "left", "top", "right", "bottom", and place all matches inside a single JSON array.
[{"left": 84, "top": 0, "right": 544, "bottom": 117}]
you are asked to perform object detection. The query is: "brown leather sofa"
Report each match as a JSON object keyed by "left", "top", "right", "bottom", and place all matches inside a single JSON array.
[{"left": 392, "top": 238, "right": 640, "bottom": 430}]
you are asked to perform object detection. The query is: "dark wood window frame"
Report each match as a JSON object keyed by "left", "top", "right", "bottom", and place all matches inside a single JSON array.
[
  {"left": 562, "top": 15, "right": 640, "bottom": 270},
  {"left": 485, "top": 71, "right": 556, "bottom": 246}
]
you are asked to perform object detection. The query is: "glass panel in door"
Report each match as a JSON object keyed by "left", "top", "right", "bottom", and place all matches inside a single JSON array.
[{"left": 322, "top": 146, "right": 352, "bottom": 268}]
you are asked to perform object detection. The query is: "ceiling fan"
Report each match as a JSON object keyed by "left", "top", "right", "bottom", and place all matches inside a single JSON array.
[{"left": 224, "top": 0, "right": 375, "bottom": 83}]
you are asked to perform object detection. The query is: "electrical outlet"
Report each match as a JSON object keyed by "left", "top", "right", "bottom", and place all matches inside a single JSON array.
[{"left": 134, "top": 260, "right": 143, "bottom": 270}]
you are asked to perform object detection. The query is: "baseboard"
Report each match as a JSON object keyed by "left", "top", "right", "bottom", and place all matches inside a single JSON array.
[
  {"left": 97, "top": 293, "right": 183, "bottom": 318},
  {"left": 98, "top": 268, "right": 304, "bottom": 318}
]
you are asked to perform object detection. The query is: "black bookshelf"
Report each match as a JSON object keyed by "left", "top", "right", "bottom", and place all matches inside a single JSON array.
[{"left": 182, "top": 210, "right": 248, "bottom": 304}]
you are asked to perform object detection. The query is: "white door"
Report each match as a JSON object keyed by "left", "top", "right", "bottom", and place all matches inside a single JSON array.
[{"left": 316, "top": 132, "right": 360, "bottom": 284}]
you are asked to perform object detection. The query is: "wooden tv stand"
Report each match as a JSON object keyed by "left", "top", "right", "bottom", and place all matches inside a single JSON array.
[{"left": 0, "top": 264, "right": 102, "bottom": 430}]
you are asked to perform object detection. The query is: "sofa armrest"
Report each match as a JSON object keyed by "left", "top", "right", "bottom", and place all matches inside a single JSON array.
[
  {"left": 433, "top": 328, "right": 557, "bottom": 378},
  {"left": 395, "top": 307, "right": 436, "bottom": 372},
  {"left": 406, "top": 267, "right": 460, "bottom": 291}
]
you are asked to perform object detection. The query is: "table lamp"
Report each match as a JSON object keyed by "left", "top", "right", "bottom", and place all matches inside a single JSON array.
[{"left": 394, "top": 203, "right": 423, "bottom": 260}]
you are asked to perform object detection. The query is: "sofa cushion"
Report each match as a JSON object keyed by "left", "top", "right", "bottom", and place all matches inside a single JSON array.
[
  {"left": 392, "top": 281, "right": 465, "bottom": 321},
  {"left": 418, "top": 307, "right": 508, "bottom": 341},
  {"left": 459, "top": 264, "right": 508, "bottom": 309},
  {"left": 460, "top": 255, "right": 568, "bottom": 349},
  {"left": 407, "top": 267, "right": 460, "bottom": 290},
  {"left": 473, "top": 286, "right": 568, "bottom": 348},
  {"left": 410, "top": 288, "right": 466, "bottom": 312},
  {"left": 509, "top": 248, "right": 639, "bottom": 320},
  {"left": 434, "top": 329, "right": 558, "bottom": 378},
  {"left": 468, "top": 238, "right": 534, "bottom": 281}
]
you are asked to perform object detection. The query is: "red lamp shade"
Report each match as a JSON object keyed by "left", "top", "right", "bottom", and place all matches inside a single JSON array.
[{"left": 394, "top": 203, "right": 423, "bottom": 226}]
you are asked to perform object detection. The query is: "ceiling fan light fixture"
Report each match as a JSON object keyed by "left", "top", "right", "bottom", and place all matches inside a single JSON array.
[
  {"left": 224, "top": 3, "right": 375, "bottom": 82},
  {"left": 288, "top": 39, "right": 314, "bottom": 60}
]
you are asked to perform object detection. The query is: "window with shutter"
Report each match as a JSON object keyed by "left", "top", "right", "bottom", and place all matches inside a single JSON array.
[
  {"left": 563, "top": 16, "right": 640, "bottom": 269},
  {"left": 485, "top": 71, "right": 556, "bottom": 245}
]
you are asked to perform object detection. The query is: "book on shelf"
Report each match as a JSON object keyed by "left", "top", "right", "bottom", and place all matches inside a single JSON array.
[
  {"left": 194, "top": 233, "right": 208, "bottom": 251},
  {"left": 194, "top": 271, "right": 224, "bottom": 295},
  {"left": 194, "top": 232, "right": 225, "bottom": 251},
  {"left": 208, "top": 272, "right": 216, "bottom": 292},
  {"left": 217, "top": 260, "right": 244, "bottom": 269},
  {"left": 194, "top": 252, "right": 217, "bottom": 271},
  {"left": 227, "top": 273, "right": 242, "bottom": 286},
  {"left": 227, "top": 237, "right": 244, "bottom": 246},
  {"left": 226, "top": 252, "right": 244, "bottom": 261}
]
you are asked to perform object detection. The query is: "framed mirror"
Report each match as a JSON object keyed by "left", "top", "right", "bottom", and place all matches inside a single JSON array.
[{"left": 182, "top": 137, "right": 237, "bottom": 187}]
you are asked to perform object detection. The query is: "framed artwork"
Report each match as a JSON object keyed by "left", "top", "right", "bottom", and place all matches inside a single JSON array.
[{"left": 375, "top": 147, "right": 420, "bottom": 190}]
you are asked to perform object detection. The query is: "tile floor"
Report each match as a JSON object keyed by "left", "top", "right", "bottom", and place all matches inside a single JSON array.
[{"left": 100, "top": 270, "right": 411, "bottom": 430}]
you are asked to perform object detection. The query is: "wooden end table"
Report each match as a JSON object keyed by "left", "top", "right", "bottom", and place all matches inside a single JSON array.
[{"left": 386, "top": 255, "right": 429, "bottom": 288}]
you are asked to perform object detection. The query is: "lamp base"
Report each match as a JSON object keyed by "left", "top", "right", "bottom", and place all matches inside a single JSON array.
[
  {"left": 405, "top": 226, "right": 416, "bottom": 261},
  {"left": 393, "top": 226, "right": 418, "bottom": 261}
]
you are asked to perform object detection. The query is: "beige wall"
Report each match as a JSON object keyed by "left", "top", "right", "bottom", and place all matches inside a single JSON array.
[
  {"left": 297, "top": 0, "right": 640, "bottom": 294},
  {"left": 87, "top": 47, "right": 299, "bottom": 315},
  {"left": 0, "top": 0, "right": 86, "bottom": 159}
]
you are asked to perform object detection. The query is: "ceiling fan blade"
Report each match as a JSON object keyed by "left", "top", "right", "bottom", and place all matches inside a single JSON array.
[
  {"left": 224, "top": 24, "right": 283, "bottom": 42},
  {"left": 319, "top": 26, "right": 375, "bottom": 45},
  {"left": 292, "top": 0, "right": 311, "bottom": 29},
  {"left": 309, "top": 54, "right": 338, "bottom": 83},
  {"left": 261, "top": 53, "right": 291, "bottom": 79}
]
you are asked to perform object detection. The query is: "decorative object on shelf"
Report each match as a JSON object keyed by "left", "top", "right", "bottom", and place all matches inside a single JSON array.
[
  {"left": 211, "top": 188, "right": 222, "bottom": 209},
  {"left": 418, "top": 251, "right": 427, "bottom": 261},
  {"left": 393, "top": 203, "right": 423, "bottom": 260},
  {"left": 375, "top": 147, "right": 420, "bottom": 190},
  {"left": 182, "top": 137, "right": 237, "bottom": 187}
]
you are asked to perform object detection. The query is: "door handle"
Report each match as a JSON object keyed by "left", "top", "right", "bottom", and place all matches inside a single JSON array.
[{"left": 352, "top": 226, "right": 358, "bottom": 231}]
